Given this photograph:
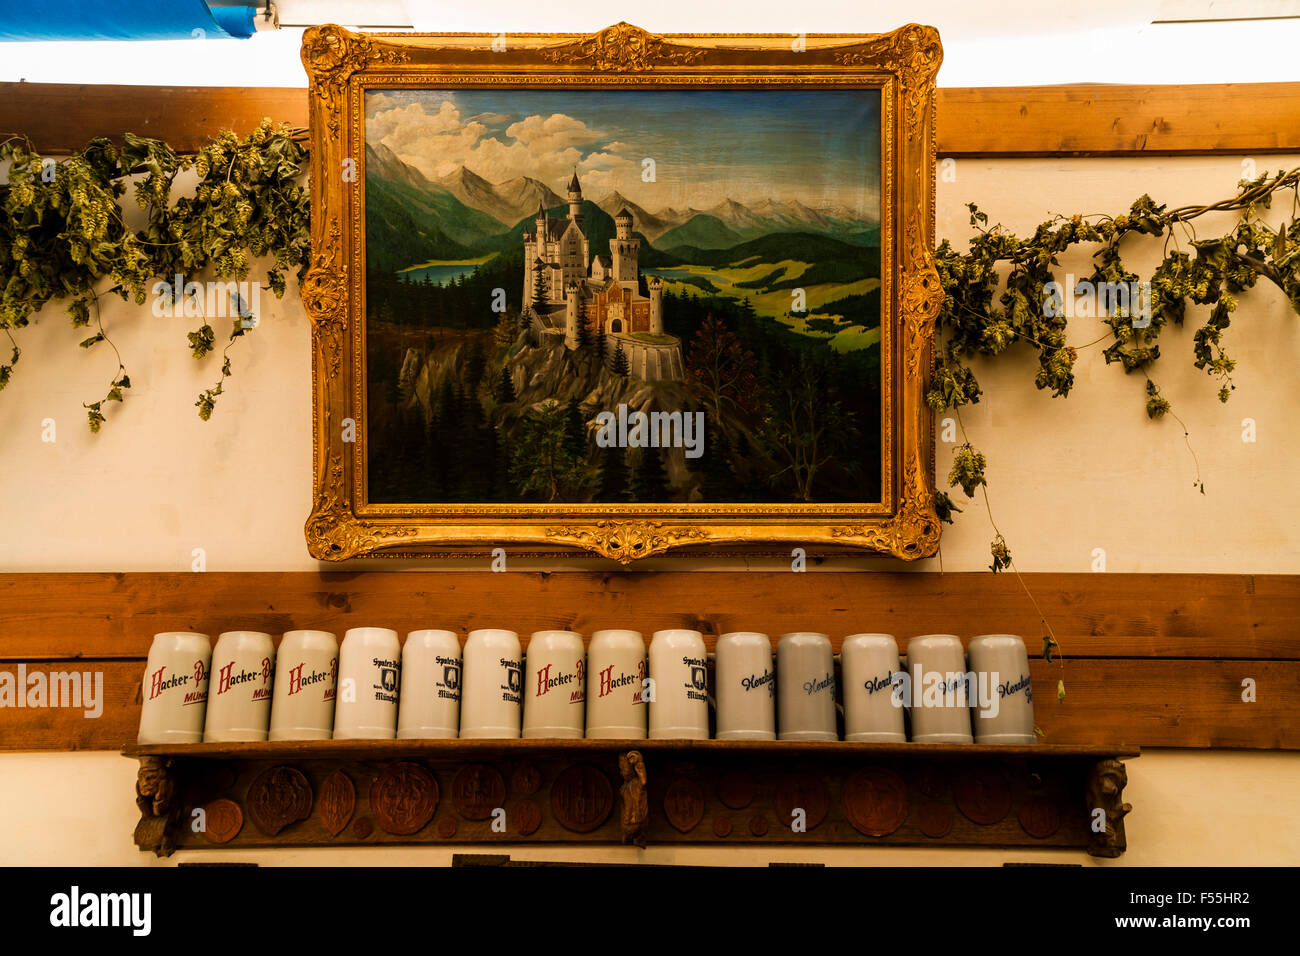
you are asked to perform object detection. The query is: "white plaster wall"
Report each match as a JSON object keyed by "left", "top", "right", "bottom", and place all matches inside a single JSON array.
[{"left": 1, "top": 155, "right": 1297, "bottom": 865}]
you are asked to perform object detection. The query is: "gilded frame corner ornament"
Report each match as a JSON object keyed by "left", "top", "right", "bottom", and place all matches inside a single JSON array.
[{"left": 301, "top": 22, "right": 943, "bottom": 564}]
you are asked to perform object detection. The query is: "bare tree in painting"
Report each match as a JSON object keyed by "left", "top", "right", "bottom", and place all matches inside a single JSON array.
[{"left": 760, "top": 353, "right": 855, "bottom": 502}]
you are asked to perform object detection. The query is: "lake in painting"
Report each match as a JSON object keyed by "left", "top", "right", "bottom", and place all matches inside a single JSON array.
[{"left": 363, "top": 88, "right": 882, "bottom": 505}]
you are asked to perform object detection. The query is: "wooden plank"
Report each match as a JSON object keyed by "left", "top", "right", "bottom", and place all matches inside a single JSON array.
[
  {"left": 1, "top": 657, "right": 1295, "bottom": 752},
  {"left": 0, "top": 660, "right": 140, "bottom": 752},
  {"left": 125, "top": 738, "right": 1138, "bottom": 760},
  {"left": 938, "top": 82, "right": 1300, "bottom": 156},
  {"left": 0, "top": 572, "right": 1295, "bottom": 662},
  {"left": 0, "top": 83, "right": 307, "bottom": 152},
  {"left": 3, "top": 81, "right": 1299, "bottom": 156},
  {"left": 1027, "top": 659, "right": 1298, "bottom": 750}
]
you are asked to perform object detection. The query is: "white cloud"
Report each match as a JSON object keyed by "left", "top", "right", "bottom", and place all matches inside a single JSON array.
[
  {"left": 366, "top": 100, "right": 490, "bottom": 180},
  {"left": 466, "top": 112, "right": 514, "bottom": 126},
  {"left": 505, "top": 113, "right": 603, "bottom": 152},
  {"left": 366, "top": 101, "right": 613, "bottom": 189}
]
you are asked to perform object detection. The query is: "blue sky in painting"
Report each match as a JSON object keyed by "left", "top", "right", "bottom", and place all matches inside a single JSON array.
[{"left": 365, "top": 87, "right": 880, "bottom": 218}]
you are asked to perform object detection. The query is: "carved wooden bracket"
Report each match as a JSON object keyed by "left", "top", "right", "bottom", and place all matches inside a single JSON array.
[
  {"left": 618, "top": 750, "right": 648, "bottom": 847},
  {"left": 125, "top": 741, "right": 1135, "bottom": 858},
  {"left": 133, "top": 755, "right": 180, "bottom": 858},
  {"left": 1085, "top": 758, "right": 1132, "bottom": 858}
]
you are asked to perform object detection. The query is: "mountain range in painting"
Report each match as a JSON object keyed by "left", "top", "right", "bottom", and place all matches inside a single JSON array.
[{"left": 365, "top": 141, "right": 880, "bottom": 273}]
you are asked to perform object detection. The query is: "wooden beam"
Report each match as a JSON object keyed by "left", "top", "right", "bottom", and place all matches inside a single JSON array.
[
  {"left": 0, "top": 572, "right": 1296, "bottom": 751},
  {"left": 2, "top": 658, "right": 1293, "bottom": 752},
  {"left": 3, "top": 81, "right": 1298, "bottom": 156},
  {"left": 1, "top": 572, "right": 1296, "bottom": 662},
  {"left": 0, "top": 83, "right": 308, "bottom": 152},
  {"left": 938, "top": 82, "right": 1300, "bottom": 157}
]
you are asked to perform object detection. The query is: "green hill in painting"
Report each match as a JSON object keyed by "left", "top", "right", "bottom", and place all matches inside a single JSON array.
[
  {"left": 364, "top": 143, "right": 508, "bottom": 273},
  {"left": 660, "top": 232, "right": 876, "bottom": 276},
  {"left": 653, "top": 214, "right": 747, "bottom": 251}
]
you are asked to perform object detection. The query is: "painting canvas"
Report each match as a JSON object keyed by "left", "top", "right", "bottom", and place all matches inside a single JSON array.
[{"left": 362, "top": 88, "right": 883, "bottom": 506}]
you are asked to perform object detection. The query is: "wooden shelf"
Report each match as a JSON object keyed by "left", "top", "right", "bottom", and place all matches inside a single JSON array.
[{"left": 126, "top": 738, "right": 1137, "bottom": 859}]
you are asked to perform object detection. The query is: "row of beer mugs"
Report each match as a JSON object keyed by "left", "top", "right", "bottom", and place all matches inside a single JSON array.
[{"left": 137, "top": 627, "right": 1035, "bottom": 745}]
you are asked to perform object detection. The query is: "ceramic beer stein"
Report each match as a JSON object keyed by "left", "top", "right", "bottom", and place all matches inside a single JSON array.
[
  {"left": 333, "top": 626, "right": 402, "bottom": 739},
  {"left": 138, "top": 631, "right": 211, "bottom": 745},
  {"left": 776, "top": 632, "right": 838, "bottom": 741},
  {"left": 397, "top": 629, "right": 462, "bottom": 739},
  {"left": 648, "top": 629, "right": 709, "bottom": 739},
  {"left": 841, "top": 633, "right": 907, "bottom": 742},
  {"left": 714, "top": 631, "right": 776, "bottom": 740},
  {"left": 905, "top": 633, "right": 974, "bottom": 744},
  {"left": 585, "top": 629, "right": 647, "bottom": 738},
  {"left": 459, "top": 628, "right": 523, "bottom": 738},
  {"left": 203, "top": 630, "right": 275, "bottom": 742},
  {"left": 523, "top": 630, "right": 586, "bottom": 739},
  {"left": 967, "top": 633, "right": 1035, "bottom": 744},
  {"left": 268, "top": 629, "right": 338, "bottom": 741}
]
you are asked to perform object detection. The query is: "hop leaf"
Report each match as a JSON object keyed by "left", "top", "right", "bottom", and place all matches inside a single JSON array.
[
  {"left": 934, "top": 491, "right": 962, "bottom": 525},
  {"left": 948, "top": 443, "right": 987, "bottom": 498},
  {"left": 989, "top": 535, "right": 1011, "bottom": 574}
]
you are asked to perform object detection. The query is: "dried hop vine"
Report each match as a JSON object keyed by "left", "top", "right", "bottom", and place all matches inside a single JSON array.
[
  {"left": 930, "top": 168, "right": 1300, "bottom": 560},
  {"left": 0, "top": 121, "right": 310, "bottom": 429}
]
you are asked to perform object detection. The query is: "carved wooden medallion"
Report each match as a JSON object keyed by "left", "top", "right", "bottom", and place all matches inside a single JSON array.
[
  {"left": 352, "top": 816, "right": 373, "bottom": 840},
  {"left": 319, "top": 770, "right": 356, "bottom": 837},
  {"left": 370, "top": 761, "right": 439, "bottom": 835},
  {"left": 436, "top": 817, "right": 457, "bottom": 839},
  {"left": 915, "top": 764, "right": 949, "bottom": 800},
  {"left": 663, "top": 777, "right": 705, "bottom": 834},
  {"left": 550, "top": 764, "right": 614, "bottom": 833},
  {"left": 842, "top": 768, "right": 909, "bottom": 837},
  {"left": 954, "top": 768, "right": 1012, "bottom": 825},
  {"left": 712, "top": 815, "right": 733, "bottom": 838},
  {"left": 247, "top": 766, "right": 313, "bottom": 836},
  {"left": 453, "top": 765, "right": 506, "bottom": 821},
  {"left": 918, "top": 801, "right": 954, "bottom": 839},
  {"left": 197, "top": 763, "right": 239, "bottom": 796},
  {"left": 773, "top": 772, "right": 829, "bottom": 831},
  {"left": 717, "top": 771, "right": 754, "bottom": 810},
  {"left": 511, "top": 763, "right": 543, "bottom": 797},
  {"left": 749, "top": 813, "right": 769, "bottom": 837},
  {"left": 1018, "top": 798, "right": 1061, "bottom": 839},
  {"left": 203, "top": 798, "right": 243, "bottom": 845},
  {"left": 513, "top": 799, "right": 542, "bottom": 836}
]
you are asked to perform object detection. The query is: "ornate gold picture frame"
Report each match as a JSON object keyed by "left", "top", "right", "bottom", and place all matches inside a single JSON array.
[{"left": 301, "top": 22, "right": 943, "bottom": 564}]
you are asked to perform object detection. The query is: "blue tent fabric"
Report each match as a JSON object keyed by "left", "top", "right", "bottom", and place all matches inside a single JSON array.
[
  {"left": 0, "top": 1, "right": 258, "bottom": 41},
  {"left": 209, "top": 5, "right": 258, "bottom": 39}
]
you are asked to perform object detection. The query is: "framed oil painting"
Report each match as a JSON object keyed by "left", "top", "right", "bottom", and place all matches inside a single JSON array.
[{"left": 301, "top": 22, "right": 944, "bottom": 563}]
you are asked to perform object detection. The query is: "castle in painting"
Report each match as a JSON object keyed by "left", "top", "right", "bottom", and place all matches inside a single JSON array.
[{"left": 522, "top": 172, "right": 681, "bottom": 380}]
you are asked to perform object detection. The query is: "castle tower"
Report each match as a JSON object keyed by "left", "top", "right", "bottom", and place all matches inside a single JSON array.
[
  {"left": 648, "top": 276, "right": 664, "bottom": 336},
  {"left": 564, "top": 281, "right": 581, "bottom": 349},
  {"left": 610, "top": 207, "right": 640, "bottom": 288},
  {"left": 522, "top": 230, "right": 535, "bottom": 306},
  {"left": 566, "top": 170, "right": 583, "bottom": 227}
]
